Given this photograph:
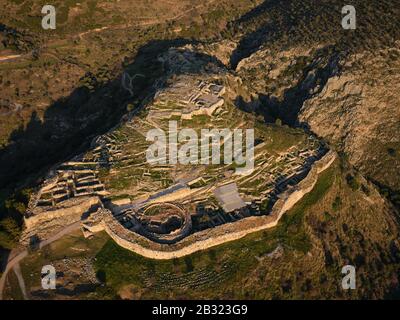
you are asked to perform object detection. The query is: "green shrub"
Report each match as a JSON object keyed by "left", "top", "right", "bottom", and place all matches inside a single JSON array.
[
  {"left": 346, "top": 174, "right": 360, "bottom": 191},
  {"left": 332, "top": 196, "right": 342, "bottom": 212},
  {"left": 361, "top": 184, "right": 370, "bottom": 196},
  {"left": 387, "top": 148, "right": 396, "bottom": 157},
  {"left": 0, "top": 217, "right": 22, "bottom": 249}
]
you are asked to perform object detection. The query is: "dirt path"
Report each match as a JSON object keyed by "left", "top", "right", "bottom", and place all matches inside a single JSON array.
[
  {"left": 1, "top": 0, "right": 217, "bottom": 66},
  {"left": 0, "top": 221, "right": 82, "bottom": 300},
  {"left": 78, "top": 27, "right": 109, "bottom": 39},
  {"left": 77, "top": 0, "right": 217, "bottom": 39},
  {"left": 0, "top": 250, "right": 27, "bottom": 300},
  {"left": 13, "top": 263, "right": 28, "bottom": 300},
  {"left": 0, "top": 54, "right": 22, "bottom": 62}
]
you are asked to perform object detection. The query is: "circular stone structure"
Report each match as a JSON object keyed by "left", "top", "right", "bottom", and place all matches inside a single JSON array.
[{"left": 134, "top": 202, "right": 192, "bottom": 244}]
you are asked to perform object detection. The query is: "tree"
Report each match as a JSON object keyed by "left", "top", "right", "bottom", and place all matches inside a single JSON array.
[
  {"left": 126, "top": 104, "right": 135, "bottom": 112},
  {"left": 332, "top": 196, "right": 342, "bottom": 211},
  {"left": 346, "top": 174, "right": 360, "bottom": 191},
  {"left": 0, "top": 217, "right": 21, "bottom": 249}
]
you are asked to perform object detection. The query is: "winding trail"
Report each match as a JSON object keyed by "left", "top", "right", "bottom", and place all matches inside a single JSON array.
[
  {"left": 13, "top": 263, "right": 28, "bottom": 300},
  {"left": 0, "top": 54, "right": 22, "bottom": 62},
  {"left": 0, "top": 221, "right": 81, "bottom": 300},
  {"left": 0, "top": 0, "right": 218, "bottom": 66},
  {"left": 77, "top": 0, "right": 218, "bottom": 39}
]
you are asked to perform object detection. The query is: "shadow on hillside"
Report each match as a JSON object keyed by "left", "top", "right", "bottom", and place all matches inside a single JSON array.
[
  {"left": 0, "top": 35, "right": 229, "bottom": 269},
  {"left": 235, "top": 47, "right": 341, "bottom": 126},
  {"left": 0, "top": 37, "right": 227, "bottom": 195},
  {"left": 0, "top": 248, "right": 10, "bottom": 273},
  {"left": 229, "top": 0, "right": 285, "bottom": 69},
  {"left": 228, "top": 0, "right": 348, "bottom": 70},
  {"left": 228, "top": 0, "right": 400, "bottom": 70}
]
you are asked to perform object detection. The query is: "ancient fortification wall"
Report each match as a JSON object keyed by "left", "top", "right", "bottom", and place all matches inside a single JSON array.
[
  {"left": 87, "top": 151, "right": 336, "bottom": 260},
  {"left": 24, "top": 197, "right": 101, "bottom": 230}
]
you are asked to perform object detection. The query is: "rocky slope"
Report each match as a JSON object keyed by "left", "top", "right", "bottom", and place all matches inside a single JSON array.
[
  {"left": 227, "top": 0, "right": 400, "bottom": 205},
  {"left": 1, "top": 0, "right": 400, "bottom": 300},
  {"left": 91, "top": 160, "right": 400, "bottom": 300},
  {"left": 300, "top": 47, "right": 400, "bottom": 193}
]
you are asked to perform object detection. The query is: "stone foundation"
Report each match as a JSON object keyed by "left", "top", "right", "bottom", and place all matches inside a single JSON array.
[
  {"left": 84, "top": 151, "right": 336, "bottom": 259},
  {"left": 22, "top": 197, "right": 103, "bottom": 244}
]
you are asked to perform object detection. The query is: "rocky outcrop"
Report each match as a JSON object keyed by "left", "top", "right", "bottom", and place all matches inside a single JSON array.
[{"left": 299, "top": 46, "right": 400, "bottom": 192}]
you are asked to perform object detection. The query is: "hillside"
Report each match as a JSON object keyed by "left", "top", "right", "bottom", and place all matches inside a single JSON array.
[
  {"left": 0, "top": 0, "right": 400, "bottom": 301},
  {"left": 0, "top": 0, "right": 261, "bottom": 254},
  {"left": 4, "top": 159, "right": 400, "bottom": 300},
  {"left": 225, "top": 0, "right": 400, "bottom": 207}
]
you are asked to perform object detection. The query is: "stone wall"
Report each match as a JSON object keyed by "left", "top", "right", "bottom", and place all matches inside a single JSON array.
[
  {"left": 87, "top": 151, "right": 336, "bottom": 259},
  {"left": 24, "top": 197, "right": 102, "bottom": 230}
]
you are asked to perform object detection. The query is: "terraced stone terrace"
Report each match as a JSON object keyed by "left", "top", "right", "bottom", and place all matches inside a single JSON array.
[
  {"left": 27, "top": 158, "right": 108, "bottom": 214},
  {"left": 23, "top": 45, "right": 329, "bottom": 253}
]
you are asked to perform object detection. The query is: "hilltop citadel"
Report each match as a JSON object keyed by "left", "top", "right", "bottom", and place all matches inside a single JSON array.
[{"left": 22, "top": 45, "right": 334, "bottom": 258}]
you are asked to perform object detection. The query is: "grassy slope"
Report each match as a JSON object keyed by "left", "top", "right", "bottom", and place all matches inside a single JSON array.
[
  {"left": 93, "top": 162, "right": 334, "bottom": 299},
  {"left": 15, "top": 230, "right": 109, "bottom": 299},
  {"left": 92, "top": 160, "right": 400, "bottom": 300},
  {"left": 2, "top": 267, "right": 24, "bottom": 300},
  {"left": 5, "top": 159, "right": 399, "bottom": 300}
]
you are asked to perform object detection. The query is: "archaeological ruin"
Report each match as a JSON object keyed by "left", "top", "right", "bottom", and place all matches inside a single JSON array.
[{"left": 21, "top": 44, "right": 337, "bottom": 259}]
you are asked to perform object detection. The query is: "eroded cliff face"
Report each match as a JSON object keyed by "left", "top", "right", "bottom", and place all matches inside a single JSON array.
[
  {"left": 220, "top": 0, "right": 400, "bottom": 204},
  {"left": 299, "top": 46, "right": 400, "bottom": 192}
]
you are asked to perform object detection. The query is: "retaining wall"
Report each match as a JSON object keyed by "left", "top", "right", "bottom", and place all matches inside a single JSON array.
[{"left": 87, "top": 151, "right": 336, "bottom": 259}]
